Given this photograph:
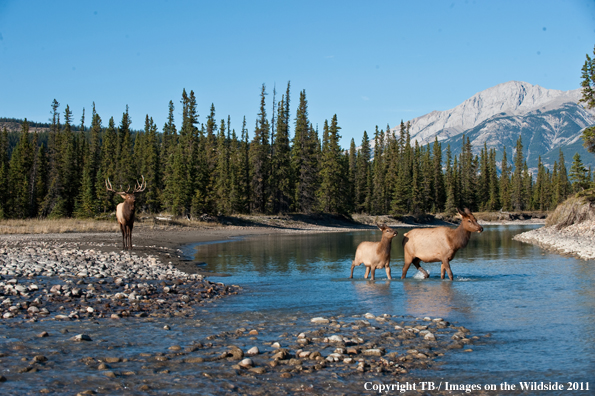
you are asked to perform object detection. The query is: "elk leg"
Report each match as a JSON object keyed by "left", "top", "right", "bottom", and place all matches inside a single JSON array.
[
  {"left": 120, "top": 223, "right": 126, "bottom": 250},
  {"left": 385, "top": 266, "right": 392, "bottom": 280},
  {"left": 364, "top": 266, "right": 370, "bottom": 279},
  {"left": 402, "top": 254, "right": 413, "bottom": 279},
  {"left": 442, "top": 260, "right": 454, "bottom": 280},
  {"left": 370, "top": 267, "right": 376, "bottom": 280},
  {"left": 412, "top": 258, "right": 429, "bottom": 278},
  {"left": 350, "top": 261, "right": 357, "bottom": 278}
]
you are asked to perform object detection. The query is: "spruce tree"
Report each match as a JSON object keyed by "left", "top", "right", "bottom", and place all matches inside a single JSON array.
[
  {"left": 432, "top": 137, "right": 444, "bottom": 212},
  {"left": 444, "top": 145, "right": 457, "bottom": 215},
  {"left": 8, "top": 120, "right": 33, "bottom": 218},
  {"left": 371, "top": 126, "right": 385, "bottom": 214},
  {"left": 249, "top": 84, "right": 271, "bottom": 214},
  {"left": 0, "top": 128, "right": 8, "bottom": 218},
  {"left": 291, "top": 90, "right": 319, "bottom": 213},
  {"left": 317, "top": 115, "right": 345, "bottom": 213},
  {"left": 570, "top": 152, "right": 589, "bottom": 192},
  {"left": 96, "top": 117, "right": 118, "bottom": 213},
  {"left": 271, "top": 94, "right": 293, "bottom": 213},
  {"left": 355, "top": 131, "right": 371, "bottom": 213},
  {"left": 511, "top": 137, "right": 525, "bottom": 211},
  {"left": 214, "top": 119, "right": 231, "bottom": 214},
  {"left": 500, "top": 147, "right": 512, "bottom": 211}
]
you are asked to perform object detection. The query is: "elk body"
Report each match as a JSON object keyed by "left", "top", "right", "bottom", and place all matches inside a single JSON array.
[
  {"left": 401, "top": 208, "right": 483, "bottom": 280},
  {"left": 350, "top": 224, "right": 398, "bottom": 280},
  {"left": 106, "top": 176, "right": 146, "bottom": 250}
]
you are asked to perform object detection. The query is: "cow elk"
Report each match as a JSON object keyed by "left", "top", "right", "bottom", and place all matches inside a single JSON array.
[
  {"left": 350, "top": 224, "right": 398, "bottom": 280},
  {"left": 105, "top": 176, "right": 146, "bottom": 250},
  {"left": 401, "top": 208, "right": 483, "bottom": 280}
]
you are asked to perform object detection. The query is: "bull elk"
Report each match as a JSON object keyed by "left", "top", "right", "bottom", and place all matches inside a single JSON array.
[
  {"left": 105, "top": 176, "right": 146, "bottom": 250},
  {"left": 350, "top": 224, "right": 398, "bottom": 280},
  {"left": 401, "top": 208, "right": 483, "bottom": 280}
]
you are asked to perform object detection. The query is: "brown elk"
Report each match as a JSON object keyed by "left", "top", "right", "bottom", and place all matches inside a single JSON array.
[
  {"left": 350, "top": 224, "right": 398, "bottom": 280},
  {"left": 401, "top": 208, "right": 483, "bottom": 280},
  {"left": 105, "top": 176, "right": 146, "bottom": 250}
]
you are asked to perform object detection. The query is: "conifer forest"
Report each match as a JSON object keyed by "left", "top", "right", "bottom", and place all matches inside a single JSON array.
[{"left": 0, "top": 82, "right": 585, "bottom": 220}]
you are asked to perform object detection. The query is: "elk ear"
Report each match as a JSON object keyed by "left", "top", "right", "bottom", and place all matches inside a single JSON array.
[
  {"left": 377, "top": 224, "right": 386, "bottom": 231},
  {"left": 118, "top": 192, "right": 127, "bottom": 199},
  {"left": 456, "top": 208, "right": 465, "bottom": 216},
  {"left": 464, "top": 208, "right": 472, "bottom": 215}
]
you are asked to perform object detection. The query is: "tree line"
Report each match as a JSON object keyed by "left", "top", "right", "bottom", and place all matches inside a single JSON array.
[{"left": 0, "top": 81, "right": 588, "bottom": 220}]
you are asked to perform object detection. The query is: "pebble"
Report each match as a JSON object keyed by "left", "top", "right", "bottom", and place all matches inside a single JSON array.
[
  {"left": 73, "top": 334, "right": 92, "bottom": 342},
  {"left": 310, "top": 317, "right": 329, "bottom": 324},
  {"left": 239, "top": 358, "right": 253, "bottom": 368},
  {"left": 246, "top": 346, "right": 259, "bottom": 355}
]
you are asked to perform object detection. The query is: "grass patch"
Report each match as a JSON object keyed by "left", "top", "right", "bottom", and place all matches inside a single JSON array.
[{"left": 0, "top": 218, "right": 119, "bottom": 235}]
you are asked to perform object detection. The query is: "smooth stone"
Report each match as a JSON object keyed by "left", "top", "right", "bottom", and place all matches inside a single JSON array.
[
  {"left": 363, "top": 349, "right": 383, "bottom": 356},
  {"left": 310, "top": 317, "right": 329, "bottom": 324},
  {"left": 239, "top": 358, "right": 253, "bottom": 368},
  {"left": 73, "top": 334, "right": 92, "bottom": 342},
  {"left": 246, "top": 347, "right": 259, "bottom": 355}
]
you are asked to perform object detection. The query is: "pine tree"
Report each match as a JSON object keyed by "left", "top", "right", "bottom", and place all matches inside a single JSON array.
[
  {"left": 214, "top": 119, "right": 231, "bottom": 214},
  {"left": 291, "top": 90, "right": 319, "bottom": 213},
  {"left": 347, "top": 138, "right": 357, "bottom": 213},
  {"left": 317, "top": 115, "right": 345, "bottom": 213},
  {"left": 500, "top": 147, "right": 512, "bottom": 211},
  {"left": 0, "top": 127, "right": 8, "bottom": 218},
  {"left": 115, "top": 105, "right": 135, "bottom": 191},
  {"left": 570, "top": 152, "right": 589, "bottom": 192},
  {"left": 556, "top": 149, "right": 571, "bottom": 203},
  {"left": 271, "top": 91, "right": 293, "bottom": 213},
  {"left": 391, "top": 121, "right": 412, "bottom": 214},
  {"left": 511, "top": 137, "right": 525, "bottom": 211},
  {"left": 432, "top": 137, "right": 444, "bottom": 212},
  {"left": 8, "top": 120, "right": 34, "bottom": 218},
  {"left": 142, "top": 115, "right": 160, "bottom": 212},
  {"left": 355, "top": 131, "right": 371, "bottom": 213},
  {"left": 371, "top": 126, "right": 385, "bottom": 214},
  {"left": 410, "top": 141, "right": 423, "bottom": 214},
  {"left": 96, "top": 117, "right": 118, "bottom": 213},
  {"left": 487, "top": 149, "right": 500, "bottom": 211},
  {"left": 249, "top": 84, "right": 271, "bottom": 214},
  {"left": 444, "top": 145, "right": 457, "bottom": 215}
]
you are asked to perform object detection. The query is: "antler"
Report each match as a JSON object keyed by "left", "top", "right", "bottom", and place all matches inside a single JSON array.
[
  {"left": 105, "top": 178, "right": 127, "bottom": 195},
  {"left": 105, "top": 178, "right": 116, "bottom": 193},
  {"left": 133, "top": 175, "right": 147, "bottom": 193}
]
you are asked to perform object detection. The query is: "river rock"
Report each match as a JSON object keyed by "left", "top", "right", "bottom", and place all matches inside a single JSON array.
[
  {"left": 363, "top": 349, "right": 384, "bottom": 356},
  {"left": 239, "top": 358, "right": 253, "bottom": 368},
  {"left": 310, "top": 317, "right": 329, "bottom": 324},
  {"left": 72, "top": 334, "right": 92, "bottom": 342},
  {"left": 246, "top": 347, "right": 259, "bottom": 355}
]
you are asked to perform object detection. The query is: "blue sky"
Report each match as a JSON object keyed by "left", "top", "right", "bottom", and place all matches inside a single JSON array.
[{"left": 1, "top": 0, "right": 594, "bottom": 147}]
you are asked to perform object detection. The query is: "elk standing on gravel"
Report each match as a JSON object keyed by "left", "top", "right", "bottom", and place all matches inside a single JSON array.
[
  {"left": 105, "top": 176, "right": 146, "bottom": 250},
  {"left": 350, "top": 224, "right": 398, "bottom": 280},
  {"left": 401, "top": 208, "right": 483, "bottom": 280}
]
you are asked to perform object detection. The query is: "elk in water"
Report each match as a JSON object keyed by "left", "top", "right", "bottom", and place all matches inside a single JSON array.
[
  {"left": 105, "top": 176, "right": 146, "bottom": 250},
  {"left": 401, "top": 208, "right": 483, "bottom": 280},
  {"left": 350, "top": 224, "right": 398, "bottom": 280}
]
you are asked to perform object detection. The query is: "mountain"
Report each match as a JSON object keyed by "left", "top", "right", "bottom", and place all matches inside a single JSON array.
[{"left": 391, "top": 81, "right": 595, "bottom": 171}]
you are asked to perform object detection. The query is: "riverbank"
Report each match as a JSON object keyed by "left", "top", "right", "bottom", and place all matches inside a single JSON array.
[
  {"left": 513, "top": 196, "right": 595, "bottom": 260},
  {"left": 513, "top": 219, "right": 595, "bottom": 260}
]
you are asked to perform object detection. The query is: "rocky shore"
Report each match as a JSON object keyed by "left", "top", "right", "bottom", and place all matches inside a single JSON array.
[
  {"left": 513, "top": 219, "right": 595, "bottom": 260},
  {"left": 0, "top": 220, "right": 496, "bottom": 394}
]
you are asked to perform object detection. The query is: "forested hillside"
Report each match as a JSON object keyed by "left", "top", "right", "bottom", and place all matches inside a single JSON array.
[{"left": 0, "top": 82, "right": 585, "bottom": 220}]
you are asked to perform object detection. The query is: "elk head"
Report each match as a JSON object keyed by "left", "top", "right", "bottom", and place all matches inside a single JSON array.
[{"left": 457, "top": 208, "right": 483, "bottom": 233}]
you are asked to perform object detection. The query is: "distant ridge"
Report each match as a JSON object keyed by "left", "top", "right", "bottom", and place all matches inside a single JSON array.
[{"left": 391, "top": 81, "right": 595, "bottom": 170}]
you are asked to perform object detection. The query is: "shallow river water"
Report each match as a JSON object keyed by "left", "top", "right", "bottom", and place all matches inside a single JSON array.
[
  {"left": 187, "top": 225, "right": 595, "bottom": 391},
  {"left": 1, "top": 225, "right": 594, "bottom": 395}
]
